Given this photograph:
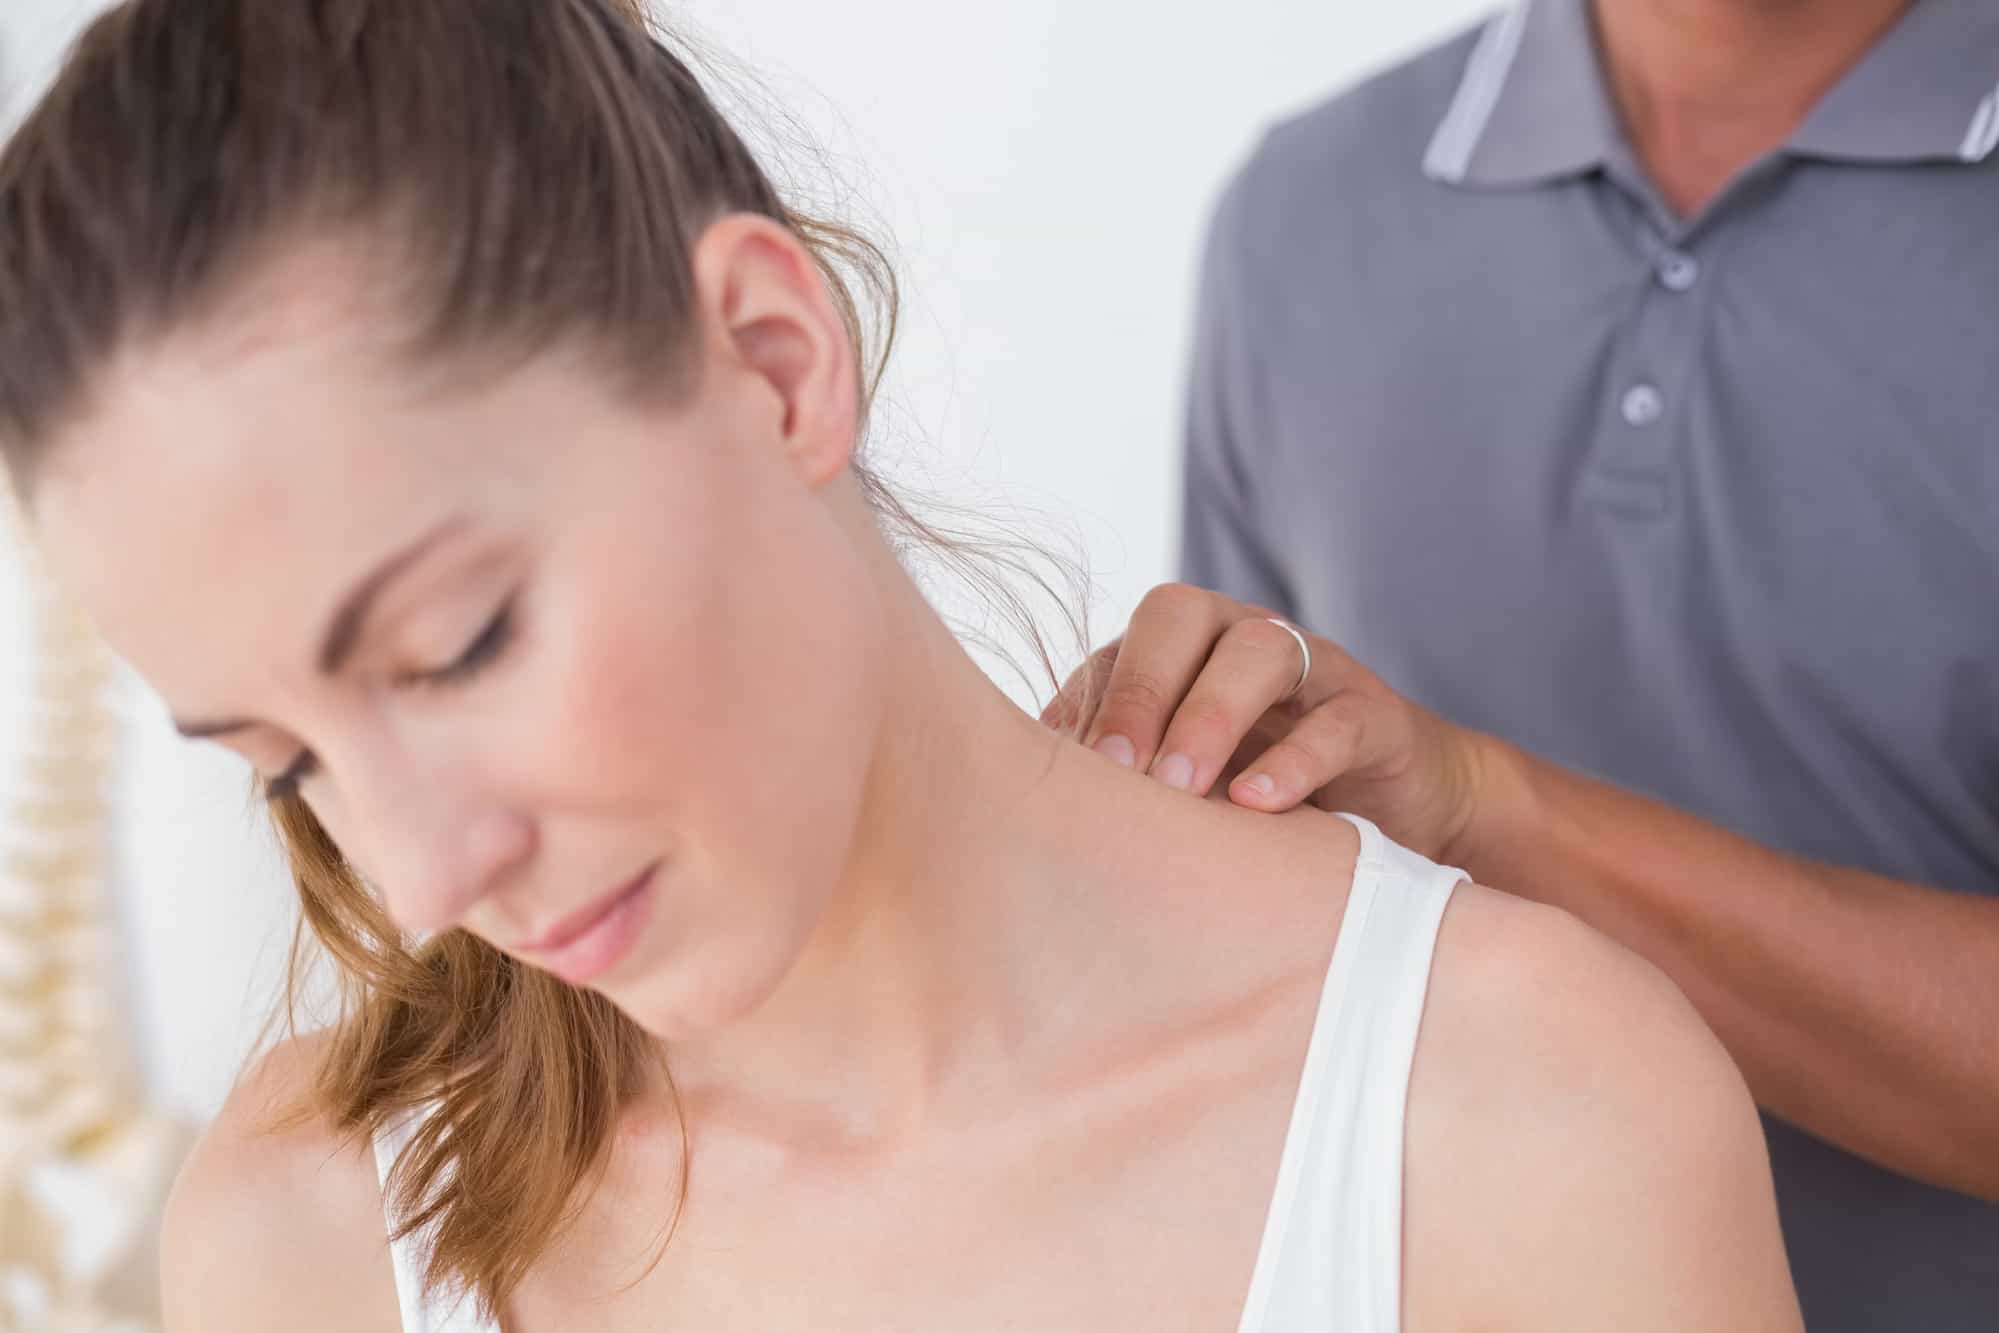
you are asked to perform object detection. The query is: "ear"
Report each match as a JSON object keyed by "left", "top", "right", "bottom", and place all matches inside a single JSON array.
[{"left": 690, "top": 213, "right": 861, "bottom": 488}]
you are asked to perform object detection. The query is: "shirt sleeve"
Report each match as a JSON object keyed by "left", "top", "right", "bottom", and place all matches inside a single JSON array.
[{"left": 1175, "top": 145, "right": 1300, "bottom": 619}]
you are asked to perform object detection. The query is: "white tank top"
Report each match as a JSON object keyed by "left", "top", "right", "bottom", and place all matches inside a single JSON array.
[{"left": 373, "top": 813, "right": 1461, "bottom": 1332}]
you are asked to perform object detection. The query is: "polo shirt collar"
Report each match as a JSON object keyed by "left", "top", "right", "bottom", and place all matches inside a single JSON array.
[
  {"left": 1787, "top": 0, "right": 1999, "bottom": 164},
  {"left": 1423, "top": 0, "right": 1622, "bottom": 187},
  {"left": 1424, "top": 0, "right": 1999, "bottom": 189}
]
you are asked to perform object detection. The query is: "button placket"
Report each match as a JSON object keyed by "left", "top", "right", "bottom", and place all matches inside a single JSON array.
[{"left": 1585, "top": 233, "right": 1713, "bottom": 517}]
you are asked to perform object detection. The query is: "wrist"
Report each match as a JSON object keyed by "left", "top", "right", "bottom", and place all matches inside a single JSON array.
[{"left": 1439, "top": 729, "right": 1541, "bottom": 880}]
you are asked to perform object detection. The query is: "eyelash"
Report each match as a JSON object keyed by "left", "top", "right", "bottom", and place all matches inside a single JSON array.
[
  {"left": 261, "top": 595, "right": 518, "bottom": 803},
  {"left": 413, "top": 594, "right": 517, "bottom": 690}
]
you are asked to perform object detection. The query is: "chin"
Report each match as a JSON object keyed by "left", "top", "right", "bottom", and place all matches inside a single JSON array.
[{"left": 609, "top": 943, "right": 799, "bottom": 1043}]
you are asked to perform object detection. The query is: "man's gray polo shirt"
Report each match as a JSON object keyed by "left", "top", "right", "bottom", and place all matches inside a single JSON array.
[{"left": 1177, "top": 0, "right": 1999, "bottom": 1326}]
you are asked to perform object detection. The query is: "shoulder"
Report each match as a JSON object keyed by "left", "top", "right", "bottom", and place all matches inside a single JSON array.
[
  {"left": 1403, "top": 886, "right": 1801, "bottom": 1332},
  {"left": 1208, "top": 19, "right": 1486, "bottom": 263},
  {"left": 1412, "top": 885, "right": 1742, "bottom": 1112},
  {"left": 161, "top": 1032, "right": 405, "bottom": 1333}
]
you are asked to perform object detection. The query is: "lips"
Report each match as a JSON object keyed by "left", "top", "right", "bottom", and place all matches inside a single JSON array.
[
  {"left": 519, "top": 859, "right": 659, "bottom": 987},
  {"left": 519, "top": 871, "right": 643, "bottom": 955}
]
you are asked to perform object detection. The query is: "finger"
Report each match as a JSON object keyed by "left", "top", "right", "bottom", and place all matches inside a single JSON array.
[
  {"left": 1039, "top": 646, "right": 1104, "bottom": 725},
  {"left": 1081, "top": 584, "right": 1237, "bottom": 770},
  {"left": 1039, "top": 637, "right": 1120, "bottom": 733},
  {"left": 1227, "top": 690, "right": 1404, "bottom": 809},
  {"left": 1148, "top": 616, "right": 1313, "bottom": 794}
]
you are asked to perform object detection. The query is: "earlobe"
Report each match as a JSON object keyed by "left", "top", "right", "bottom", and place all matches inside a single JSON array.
[{"left": 691, "top": 214, "right": 860, "bottom": 488}]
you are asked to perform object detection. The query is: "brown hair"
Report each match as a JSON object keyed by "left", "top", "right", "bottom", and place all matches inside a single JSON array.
[{"left": 0, "top": 0, "right": 909, "bottom": 1318}]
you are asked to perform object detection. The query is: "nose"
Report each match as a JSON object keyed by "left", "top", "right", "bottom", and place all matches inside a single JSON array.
[{"left": 338, "top": 759, "right": 536, "bottom": 936}]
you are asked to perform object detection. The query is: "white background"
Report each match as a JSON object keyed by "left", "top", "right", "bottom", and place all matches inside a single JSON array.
[{"left": 0, "top": 0, "right": 1493, "bottom": 1123}]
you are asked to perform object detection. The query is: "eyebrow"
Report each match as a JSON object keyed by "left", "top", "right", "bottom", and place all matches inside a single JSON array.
[{"left": 171, "top": 514, "right": 470, "bottom": 740}]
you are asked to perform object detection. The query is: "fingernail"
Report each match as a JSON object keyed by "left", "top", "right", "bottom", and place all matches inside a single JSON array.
[
  {"left": 1235, "top": 773, "right": 1276, "bottom": 801},
  {"left": 1094, "top": 734, "right": 1137, "bottom": 768},
  {"left": 1155, "top": 753, "right": 1195, "bottom": 791}
]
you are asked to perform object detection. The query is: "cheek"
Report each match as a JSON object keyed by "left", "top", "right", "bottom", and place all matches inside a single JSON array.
[
  {"left": 576, "top": 542, "right": 886, "bottom": 1037},
  {"left": 527, "top": 406, "right": 890, "bottom": 1034},
  {"left": 546, "top": 477, "right": 885, "bottom": 887}
]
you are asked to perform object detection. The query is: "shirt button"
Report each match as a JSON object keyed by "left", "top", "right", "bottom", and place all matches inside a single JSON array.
[
  {"left": 1658, "top": 252, "right": 1699, "bottom": 291},
  {"left": 1620, "top": 383, "right": 1664, "bottom": 426}
]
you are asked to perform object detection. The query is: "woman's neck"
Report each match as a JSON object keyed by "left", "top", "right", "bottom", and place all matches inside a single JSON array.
[{"left": 660, "top": 535, "right": 1278, "bottom": 1141}]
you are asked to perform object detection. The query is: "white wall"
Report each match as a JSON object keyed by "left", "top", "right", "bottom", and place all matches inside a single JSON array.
[{"left": 0, "top": 0, "right": 1494, "bottom": 1123}]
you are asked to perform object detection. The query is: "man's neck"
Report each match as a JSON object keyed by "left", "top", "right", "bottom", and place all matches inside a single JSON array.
[{"left": 1591, "top": 0, "right": 1915, "bottom": 218}]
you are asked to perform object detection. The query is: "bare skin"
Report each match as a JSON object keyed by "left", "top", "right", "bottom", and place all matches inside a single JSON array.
[
  {"left": 1591, "top": 0, "right": 1916, "bottom": 217},
  {"left": 168, "top": 823, "right": 1795, "bottom": 1333},
  {"left": 1056, "top": 583, "right": 1999, "bottom": 1201},
  {"left": 35, "top": 220, "right": 1795, "bottom": 1329}
]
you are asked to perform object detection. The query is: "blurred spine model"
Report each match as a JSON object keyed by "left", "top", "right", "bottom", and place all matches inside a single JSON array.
[{"left": 0, "top": 473, "right": 190, "bottom": 1333}]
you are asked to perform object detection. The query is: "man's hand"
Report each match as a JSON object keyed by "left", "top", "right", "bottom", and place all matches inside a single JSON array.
[
  {"left": 1044, "top": 587, "right": 1999, "bottom": 1200},
  {"left": 1042, "top": 583, "right": 1494, "bottom": 862}
]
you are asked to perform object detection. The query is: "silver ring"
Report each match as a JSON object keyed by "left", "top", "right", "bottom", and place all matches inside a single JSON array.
[{"left": 1265, "top": 618, "right": 1311, "bottom": 702}]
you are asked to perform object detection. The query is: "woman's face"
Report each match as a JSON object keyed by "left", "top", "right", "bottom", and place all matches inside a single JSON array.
[{"left": 31, "top": 220, "right": 888, "bottom": 1040}]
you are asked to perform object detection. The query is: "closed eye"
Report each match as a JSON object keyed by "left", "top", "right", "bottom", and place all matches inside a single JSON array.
[
  {"left": 406, "top": 593, "right": 516, "bottom": 690},
  {"left": 262, "top": 592, "right": 518, "bottom": 803}
]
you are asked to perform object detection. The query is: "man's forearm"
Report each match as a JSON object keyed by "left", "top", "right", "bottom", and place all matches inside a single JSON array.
[{"left": 1452, "top": 735, "right": 1999, "bottom": 1201}]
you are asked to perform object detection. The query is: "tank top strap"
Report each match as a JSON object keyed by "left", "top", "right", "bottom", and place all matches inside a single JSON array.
[
  {"left": 1339, "top": 811, "right": 1469, "bottom": 905},
  {"left": 372, "top": 1105, "right": 503, "bottom": 1333},
  {"left": 1236, "top": 812, "right": 1464, "bottom": 1333}
]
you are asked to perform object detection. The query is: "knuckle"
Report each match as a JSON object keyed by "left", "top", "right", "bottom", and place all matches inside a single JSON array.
[
  {"left": 1263, "top": 737, "right": 1328, "bottom": 779},
  {"left": 1299, "top": 702, "right": 1366, "bottom": 756},
  {"left": 1171, "top": 696, "right": 1239, "bottom": 740},
  {"left": 1285, "top": 712, "right": 1347, "bottom": 756},
  {"left": 1100, "top": 673, "right": 1172, "bottom": 719},
  {"left": 1135, "top": 581, "right": 1217, "bottom": 625},
  {"left": 1316, "top": 691, "right": 1371, "bottom": 726},
  {"left": 1224, "top": 615, "right": 1297, "bottom": 661}
]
